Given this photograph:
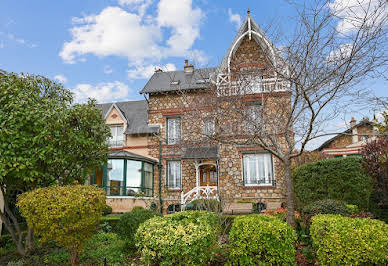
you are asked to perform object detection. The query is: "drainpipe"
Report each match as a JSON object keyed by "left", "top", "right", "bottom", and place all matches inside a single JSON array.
[{"left": 158, "top": 137, "right": 163, "bottom": 215}]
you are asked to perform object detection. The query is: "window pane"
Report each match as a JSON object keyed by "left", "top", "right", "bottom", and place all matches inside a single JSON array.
[
  {"left": 108, "top": 159, "right": 124, "bottom": 195},
  {"left": 144, "top": 163, "right": 153, "bottom": 196},
  {"left": 243, "top": 153, "right": 273, "bottom": 185},
  {"left": 167, "top": 118, "right": 181, "bottom": 144},
  {"left": 167, "top": 161, "right": 181, "bottom": 189},
  {"left": 126, "top": 160, "right": 142, "bottom": 196}
]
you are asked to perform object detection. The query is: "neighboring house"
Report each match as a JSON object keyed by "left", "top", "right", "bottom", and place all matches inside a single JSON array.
[
  {"left": 94, "top": 12, "right": 290, "bottom": 213},
  {"left": 317, "top": 117, "right": 376, "bottom": 157}
]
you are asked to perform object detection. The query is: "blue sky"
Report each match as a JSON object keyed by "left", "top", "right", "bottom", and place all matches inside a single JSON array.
[{"left": 1, "top": 0, "right": 386, "bottom": 148}]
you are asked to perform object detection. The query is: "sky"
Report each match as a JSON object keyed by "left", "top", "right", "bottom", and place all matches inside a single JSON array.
[{"left": 0, "top": 0, "right": 386, "bottom": 148}]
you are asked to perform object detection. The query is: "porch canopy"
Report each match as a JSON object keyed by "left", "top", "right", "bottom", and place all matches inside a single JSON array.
[{"left": 182, "top": 146, "right": 218, "bottom": 160}]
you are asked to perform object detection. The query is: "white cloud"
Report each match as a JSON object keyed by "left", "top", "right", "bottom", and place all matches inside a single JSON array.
[
  {"left": 228, "top": 8, "right": 241, "bottom": 30},
  {"left": 117, "top": 0, "right": 152, "bottom": 17},
  {"left": 54, "top": 74, "right": 68, "bottom": 83},
  {"left": 60, "top": 1, "right": 206, "bottom": 66},
  {"left": 327, "top": 43, "right": 353, "bottom": 63},
  {"left": 127, "top": 63, "right": 176, "bottom": 79},
  {"left": 72, "top": 81, "right": 132, "bottom": 103},
  {"left": 104, "top": 65, "right": 114, "bottom": 74},
  {"left": 328, "top": 0, "right": 386, "bottom": 33}
]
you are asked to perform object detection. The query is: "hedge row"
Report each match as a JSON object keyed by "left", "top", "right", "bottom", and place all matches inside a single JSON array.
[{"left": 311, "top": 214, "right": 388, "bottom": 265}]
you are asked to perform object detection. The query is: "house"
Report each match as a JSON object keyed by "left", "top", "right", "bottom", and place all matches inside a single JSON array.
[
  {"left": 94, "top": 12, "right": 290, "bottom": 214},
  {"left": 317, "top": 117, "right": 376, "bottom": 157}
]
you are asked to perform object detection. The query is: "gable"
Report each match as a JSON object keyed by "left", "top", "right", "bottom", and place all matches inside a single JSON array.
[{"left": 105, "top": 104, "right": 127, "bottom": 125}]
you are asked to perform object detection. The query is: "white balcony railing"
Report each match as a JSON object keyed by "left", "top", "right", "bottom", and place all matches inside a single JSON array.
[
  {"left": 216, "top": 74, "right": 290, "bottom": 96},
  {"left": 181, "top": 185, "right": 218, "bottom": 209},
  {"left": 107, "top": 139, "right": 124, "bottom": 147}
]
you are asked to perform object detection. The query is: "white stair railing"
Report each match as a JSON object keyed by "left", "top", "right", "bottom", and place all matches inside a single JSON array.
[{"left": 181, "top": 186, "right": 218, "bottom": 208}]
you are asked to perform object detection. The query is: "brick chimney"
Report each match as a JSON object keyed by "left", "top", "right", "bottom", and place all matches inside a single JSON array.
[
  {"left": 350, "top": 117, "right": 358, "bottom": 143},
  {"left": 184, "top": 59, "right": 194, "bottom": 73}
]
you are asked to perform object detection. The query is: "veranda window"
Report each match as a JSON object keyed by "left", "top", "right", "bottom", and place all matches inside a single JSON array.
[
  {"left": 243, "top": 153, "right": 274, "bottom": 186},
  {"left": 167, "top": 160, "right": 181, "bottom": 189},
  {"left": 167, "top": 117, "right": 181, "bottom": 144}
]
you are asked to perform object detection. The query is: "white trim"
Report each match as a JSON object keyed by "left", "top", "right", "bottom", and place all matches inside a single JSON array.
[{"left": 104, "top": 103, "right": 128, "bottom": 125}]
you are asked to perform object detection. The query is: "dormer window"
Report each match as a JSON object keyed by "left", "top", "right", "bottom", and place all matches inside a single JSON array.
[{"left": 108, "top": 125, "right": 124, "bottom": 147}]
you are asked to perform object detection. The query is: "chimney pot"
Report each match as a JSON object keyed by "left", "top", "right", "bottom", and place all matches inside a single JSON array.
[
  {"left": 184, "top": 59, "right": 188, "bottom": 67},
  {"left": 350, "top": 117, "right": 356, "bottom": 128},
  {"left": 184, "top": 60, "right": 194, "bottom": 73}
]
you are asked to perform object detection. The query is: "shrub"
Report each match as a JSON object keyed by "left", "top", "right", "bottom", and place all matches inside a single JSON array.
[
  {"left": 228, "top": 214, "right": 297, "bottom": 265},
  {"left": 293, "top": 157, "right": 372, "bottom": 209},
  {"left": 311, "top": 214, "right": 388, "bottom": 265},
  {"left": 186, "top": 199, "right": 221, "bottom": 212},
  {"left": 17, "top": 185, "right": 106, "bottom": 266},
  {"left": 302, "top": 199, "right": 350, "bottom": 220},
  {"left": 81, "top": 232, "right": 126, "bottom": 264},
  {"left": 102, "top": 204, "right": 112, "bottom": 215},
  {"left": 135, "top": 211, "right": 221, "bottom": 265},
  {"left": 346, "top": 204, "right": 359, "bottom": 214},
  {"left": 115, "top": 208, "right": 160, "bottom": 250}
]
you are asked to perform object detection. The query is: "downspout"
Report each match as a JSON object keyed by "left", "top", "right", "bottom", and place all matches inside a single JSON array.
[{"left": 158, "top": 137, "right": 163, "bottom": 215}]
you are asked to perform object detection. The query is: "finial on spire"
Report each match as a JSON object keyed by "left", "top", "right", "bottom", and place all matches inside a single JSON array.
[{"left": 247, "top": 9, "right": 250, "bottom": 15}]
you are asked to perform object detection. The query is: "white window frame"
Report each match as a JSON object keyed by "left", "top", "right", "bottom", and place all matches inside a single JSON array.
[
  {"left": 246, "top": 104, "right": 262, "bottom": 134},
  {"left": 242, "top": 153, "right": 274, "bottom": 186},
  {"left": 166, "top": 160, "right": 182, "bottom": 189},
  {"left": 108, "top": 125, "right": 124, "bottom": 147},
  {"left": 167, "top": 117, "right": 181, "bottom": 144}
]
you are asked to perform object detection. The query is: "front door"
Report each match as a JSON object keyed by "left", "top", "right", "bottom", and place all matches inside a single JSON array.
[{"left": 200, "top": 165, "right": 217, "bottom": 187}]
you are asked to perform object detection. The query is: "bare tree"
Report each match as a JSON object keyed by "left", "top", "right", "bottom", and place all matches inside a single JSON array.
[{"left": 172, "top": 0, "right": 388, "bottom": 227}]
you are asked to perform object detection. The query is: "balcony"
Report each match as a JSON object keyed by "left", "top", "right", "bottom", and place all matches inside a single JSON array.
[
  {"left": 107, "top": 139, "right": 124, "bottom": 147},
  {"left": 216, "top": 73, "right": 289, "bottom": 96}
]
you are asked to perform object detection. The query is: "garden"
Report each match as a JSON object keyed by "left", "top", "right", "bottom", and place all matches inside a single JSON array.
[{"left": 1, "top": 154, "right": 388, "bottom": 265}]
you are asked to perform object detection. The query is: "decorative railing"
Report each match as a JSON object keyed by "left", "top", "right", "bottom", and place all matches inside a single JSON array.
[
  {"left": 181, "top": 186, "right": 218, "bottom": 208},
  {"left": 101, "top": 186, "right": 153, "bottom": 197},
  {"left": 107, "top": 139, "right": 124, "bottom": 147},
  {"left": 216, "top": 73, "right": 289, "bottom": 96}
]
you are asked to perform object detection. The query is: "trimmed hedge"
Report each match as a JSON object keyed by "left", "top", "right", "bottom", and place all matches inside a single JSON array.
[
  {"left": 311, "top": 214, "right": 388, "bottom": 265},
  {"left": 135, "top": 211, "right": 221, "bottom": 265},
  {"left": 293, "top": 157, "right": 372, "bottom": 209},
  {"left": 115, "top": 208, "right": 160, "bottom": 250},
  {"left": 302, "top": 199, "right": 350, "bottom": 220},
  {"left": 228, "top": 215, "right": 297, "bottom": 265}
]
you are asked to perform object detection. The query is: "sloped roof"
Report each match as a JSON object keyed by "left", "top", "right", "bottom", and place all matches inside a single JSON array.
[
  {"left": 97, "top": 100, "right": 159, "bottom": 135},
  {"left": 316, "top": 120, "right": 373, "bottom": 151},
  {"left": 109, "top": 150, "right": 157, "bottom": 164},
  {"left": 140, "top": 67, "right": 216, "bottom": 94},
  {"left": 182, "top": 146, "right": 218, "bottom": 159}
]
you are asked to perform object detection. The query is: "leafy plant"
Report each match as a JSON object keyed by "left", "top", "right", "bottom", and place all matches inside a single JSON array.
[
  {"left": 17, "top": 185, "right": 106, "bottom": 265},
  {"left": 302, "top": 199, "right": 350, "bottom": 226},
  {"left": 115, "top": 208, "right": 160, "bottom": 250},
  {"left": 346, "top": 204, "right": 359, "bottom": 214},
  {"left": 135, "top": 211, "right": 221, "bottom": 265},
  {"left": 311, "top": 214, "right": 388, "bottom": 265},
  {"left": 293, "top": 157, "right": 372, "bottom": 210},
  {"left": 228, "top": 214, "right": 297, "bottom": 265},
  {"left": 102, "top": 204, "right": 113, "bottom": 216}
]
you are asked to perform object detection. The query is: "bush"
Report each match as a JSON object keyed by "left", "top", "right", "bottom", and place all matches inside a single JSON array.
[
  {"left": 303, "top": 199, "right": 350, "bottom": 220},
  {"left": 293, "top": 157, "right": 372, "bottom": 209},
  {"left": 311, "top": 214, "right": 388, "bottom": 265},
  {"left": 135, "top": 210, "right": 221, "bottom": 265},
  {"left": 186, "top": 199, "right": 221, "bottom": 212},
  {"left": 81, "top": 232, "right": 126, "bottom": 264},
  {"left": 228, "top": 214, "right": 297, "bottom": 265},
  {"left": 102, "top": 204, "right": 112, "bottom": 215},
  {"left": 346, "top": 204, "right": 359, "bottom": 214},
  {"left": 115, "top": 208, "right": 160, "bottom": 250},
  {"left": 17, "top": 185, "right": 106, "bottom": 266}
]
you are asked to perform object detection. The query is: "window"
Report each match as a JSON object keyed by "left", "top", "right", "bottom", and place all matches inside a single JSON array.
[
  {"left": 243, "top": 153, "right": 274, "bottom": 186},
  {"left": 167, "top": 117, "right": 181, "bottom": 144},
  {"left": 203, "top": 119, "right": 215, "bottom": 136},
  {"left": 96, "top": 159, "right": 154, "bottom": 197},
  {"left": 167, "top": 160, "right": 181, "bottom": 189},
  {"left": 246, "top": 104, "right": 262, "bottom": 134},
  {"left": 108, "top": 126, "right": 124, "bottom": 147}
]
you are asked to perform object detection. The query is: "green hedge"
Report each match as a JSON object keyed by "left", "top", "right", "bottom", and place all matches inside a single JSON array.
[
  {"left": 303, "top": 199, "right": 350, "bottom": 220},
  {"left": 228, "top": 215, "right": 297, "bottom": 265},
  {"left": 115, "top": 208, "right": 160, "bottom": 250},
  {"left": 135, "top": 211, "right": 221, "bottom": 265},
  {"left": 311, "top": 214, "right": 388, "bottom": 265},
  {"left": 293, "top": 157, "right": 372, "bottom": 209}
]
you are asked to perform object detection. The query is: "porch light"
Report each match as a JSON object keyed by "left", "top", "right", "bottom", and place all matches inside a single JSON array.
[{"left": 228, "top": 161, "right": 233, "bottom": 168}]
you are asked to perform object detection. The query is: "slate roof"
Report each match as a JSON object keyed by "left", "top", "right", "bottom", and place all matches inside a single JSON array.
[
  {"left": 140, "top": 67, "right": 216, "bottom": 94},
  {"left": 97, "top": 100, "right": 159, "bottom": 135},
  {"left": 109, "top": 150, "right": 157, "bottom": 164},
  {"left": 182, "top": 146, "right": 218, "bottom": 159},
  {"left": 316, "top": 120, "right": 373, "bottom": 151}
]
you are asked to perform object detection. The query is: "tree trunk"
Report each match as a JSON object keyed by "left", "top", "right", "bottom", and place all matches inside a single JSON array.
[
  {"left": 26, "top": 227, "right": 34, "bottom": 250},
  {"left": 69, "top": 249, "right": 80, "bottom": 266},
  {"left": 284, "top": 158, "right": 296, "bottom": 228}
]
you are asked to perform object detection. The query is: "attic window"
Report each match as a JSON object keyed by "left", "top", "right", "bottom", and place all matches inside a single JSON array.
[
  {"left": 171, "top": 81, "right": 180, "bottom": 85},
  {"left": 196, "top": 79, "right": 209, "bottom": 84}
]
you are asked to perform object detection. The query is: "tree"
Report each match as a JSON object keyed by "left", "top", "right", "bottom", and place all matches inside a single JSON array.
[
  {"left": 17, "top": 185, "right": 106, "bottom": 266},
  {"left": 177, "top": 0, "right": 387, "bottom": 227},
  {"left": 0, "top": 73, "right": 110, "bottom": 255}
]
